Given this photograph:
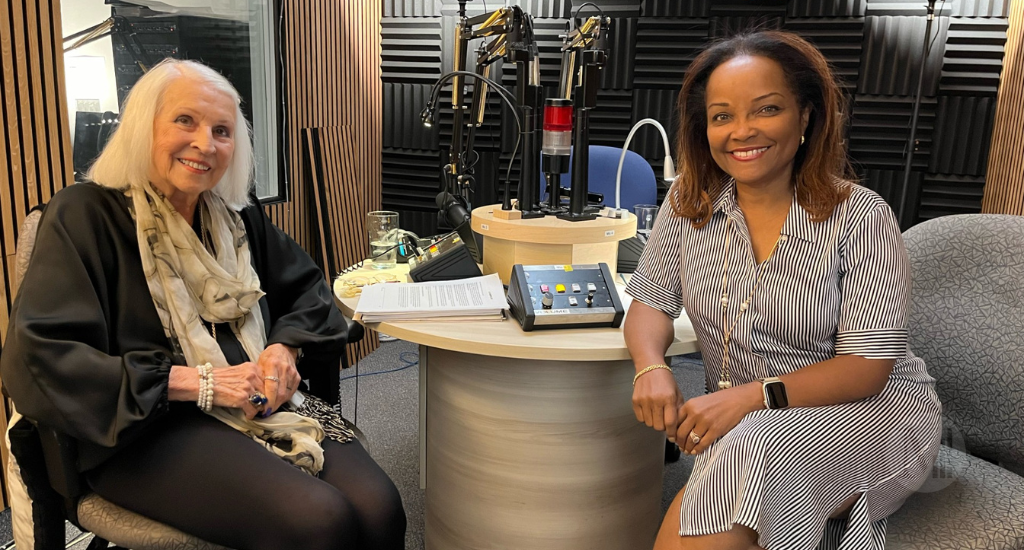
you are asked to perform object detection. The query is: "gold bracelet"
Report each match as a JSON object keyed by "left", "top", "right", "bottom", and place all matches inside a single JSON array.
[{"left": 633, "top": 364, "right": 671, "bottom": 386}]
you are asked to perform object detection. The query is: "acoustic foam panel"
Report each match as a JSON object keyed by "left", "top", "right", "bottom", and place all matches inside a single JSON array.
[
  {"left": 383, "top": 0, "right": 442, "bottom": 18},
  {"left": 384, "top": 82, "right": 441, "bottom": 150},
  {"left": 382, "top": 148, "right": 444, "bottom": 210},
  {"left": 848, "top": 95, "right": 936, "bottom": 170},
  {"left": 783, "top": 18, "right": 866, "bottom": 90},
  {"left": 710, "top": 15, "right": 786, "bottom": 38},
  {"left": 788, "top": 0, "right": 866, "bottom": 17},
  {"left": 930, "top": 95, "right": 998, "bottom": 176},
  {"left": 601, "top": 18, "right": 639, "bottom": 89},
  {"left": 859, "top": 168, "right": 923, "bottom": 227},
  {"left": 634, "top": 18, "right": 710, "bottom": 87},
  {"left": 858, "top": 15, "right": 949, "bottom": 96},
  {"left": 629, "top": 88, "right": 679, "bottom": 160},
  {"left": 940, "top": 17, "right": 1008, "bottom": 95},
  {"left": 381, "top": 17, "right": 444, "bottom": 83},
  {"left": 864, "top": 0, "right": 955, "bottom": 16},
  {"left": 640, "top": 0, "right": 711, "bottom": 17},
  {"left": 954, "top": 0, "right": 1010, "bottom": 17},
  {"left": 918, "top": 173, "right": 986, "bottom": 220},
  {"left": 571, "top": 0, "right": 642, "bottom": 18}
]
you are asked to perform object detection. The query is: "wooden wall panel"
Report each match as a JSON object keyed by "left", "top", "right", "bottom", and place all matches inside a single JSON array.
[
  {"left": 981, "top": 0, "right": 1024, "bottom": 215},
  {"left": 0, "top": 0, "right": 72, "bottom": 342},
  {"left": 0, "top": 0, "right": 73, "bottom": 509},
  {"left": 304, "top": 126, "right": 381, "bottom": 364},
  {"left": 272, "top": 0, "right": 382, "bottom": 361}
]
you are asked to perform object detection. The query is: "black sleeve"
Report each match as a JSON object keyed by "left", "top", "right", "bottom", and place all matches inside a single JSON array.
[
  {"left": 240, "top": 202, "right": 348, "bottom": 375},
  {"left": 1, "top": 185, "right": 173, "bottom": 448}
]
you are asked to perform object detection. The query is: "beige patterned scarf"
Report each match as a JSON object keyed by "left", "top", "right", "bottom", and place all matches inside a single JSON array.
[{"left": 128, "top": 181, "right": 325, "bottom": 475}]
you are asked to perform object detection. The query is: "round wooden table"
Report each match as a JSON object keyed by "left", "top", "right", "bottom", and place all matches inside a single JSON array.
[
  {"left": 334, "top": 265, "right": 698, "bottom": 550},
  {"left": 470, "top": 204, "right": 637, "bottom": 284}
]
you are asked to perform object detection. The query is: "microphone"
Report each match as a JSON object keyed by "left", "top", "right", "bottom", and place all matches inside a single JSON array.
[
  {"left": 437, "top": 191, "right": 472, "bottom": 228},
  {"left": 436, "top": 191, "right": 481, "bottom": 263}
]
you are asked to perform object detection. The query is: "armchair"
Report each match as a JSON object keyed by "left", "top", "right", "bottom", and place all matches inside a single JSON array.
[
  {"left": 540, "top": 144, "right": 658, "bottom": 211},
  {"left": 885, "top": 214, "right": 1024, "bottom": 549},
  {"left": 5, "top": 204, "right": 363, "bottom": 550}
]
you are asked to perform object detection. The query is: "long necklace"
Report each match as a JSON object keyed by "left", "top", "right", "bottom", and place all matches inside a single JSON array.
[
  {"left": 198, "top": 200, "right": 216, "bottom": 341},
  {"left": 717, "top": 216, "right": 783, "bottom": 390}
]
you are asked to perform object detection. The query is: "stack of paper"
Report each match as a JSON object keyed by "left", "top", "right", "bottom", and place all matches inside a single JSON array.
[{"left": 355, "top": 273, "right": 509, "bottom": 323}]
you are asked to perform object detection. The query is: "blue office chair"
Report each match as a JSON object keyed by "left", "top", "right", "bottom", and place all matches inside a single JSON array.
[{"left": 540, "top": 145, "right": 658, "bottom": 211}]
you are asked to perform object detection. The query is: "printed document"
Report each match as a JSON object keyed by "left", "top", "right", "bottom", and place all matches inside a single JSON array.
[{"left": 355, "top": 273, "right": 508, "bottom": 322}]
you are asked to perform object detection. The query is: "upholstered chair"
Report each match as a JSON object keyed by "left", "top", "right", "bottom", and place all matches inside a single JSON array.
[{"left": 886, "top": 214, "right": 1024, "bottom": 549}]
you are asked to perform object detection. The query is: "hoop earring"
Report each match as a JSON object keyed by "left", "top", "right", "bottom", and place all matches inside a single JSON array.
[{"left": 800, "top": 135, "right": 806, "bottom": 145}]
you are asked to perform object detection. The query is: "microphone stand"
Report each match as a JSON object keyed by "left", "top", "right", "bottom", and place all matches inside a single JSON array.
[
  {"left": 558, "top": 48, "right": 604, "bottom": 222},
  {"left": 898, "top": 0, "right": 938, "bottom": 226},
  {"left": 515, "top": 57, "right": 545, "bottom": 219}
]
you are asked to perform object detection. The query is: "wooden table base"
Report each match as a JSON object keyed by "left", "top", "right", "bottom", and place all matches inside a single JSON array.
[{"left": 421, "top": 347, "right": 664, "bottom": 550}]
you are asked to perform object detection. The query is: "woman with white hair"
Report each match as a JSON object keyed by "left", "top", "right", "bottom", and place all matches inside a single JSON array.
[{"left": 2, "top": 59, "right": 406, "bottom": 550}]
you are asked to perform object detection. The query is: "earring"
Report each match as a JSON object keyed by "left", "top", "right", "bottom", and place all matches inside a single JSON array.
[{"left": 800, "top": 135, "right": 806, "bottom": 145}]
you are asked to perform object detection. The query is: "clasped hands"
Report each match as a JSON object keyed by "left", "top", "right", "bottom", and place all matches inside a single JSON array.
[
  {"left": 631, "top": 368, "right": 762, "bottom": 455},
  {"left": 205, "top": 344, "right": 302, "bottom": 419}
]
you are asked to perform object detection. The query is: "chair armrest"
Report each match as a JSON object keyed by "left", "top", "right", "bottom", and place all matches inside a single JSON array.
[
  {"left": 344, "top": 315, "right": 363, "bottom": 344},
  {"left": 304, "top": 315, "right": 362, "bottom": 406},
  {"left": 35, "top": 424, "right": 87, "bottom": 527},
  {"left": 37, "top": 425, "right": 86, "bottom": 501}
]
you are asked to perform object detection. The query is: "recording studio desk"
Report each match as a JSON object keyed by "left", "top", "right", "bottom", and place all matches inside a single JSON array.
[{"left": 334, "top": 264, "right": 698, "bottom": 550}]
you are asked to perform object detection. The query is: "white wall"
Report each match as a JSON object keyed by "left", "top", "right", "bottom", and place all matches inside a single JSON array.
[{"left": 61, "top": 0, "right": 120, "bottom": 140}]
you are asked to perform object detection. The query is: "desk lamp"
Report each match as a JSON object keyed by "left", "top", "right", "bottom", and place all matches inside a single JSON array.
[{"left": 614, "top": 118, "right": 676, "bottom": 215}]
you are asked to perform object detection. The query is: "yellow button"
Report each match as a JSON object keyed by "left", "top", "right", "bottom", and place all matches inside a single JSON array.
[{"left": 555, "top": 284, "right": 566, "bottom": 293}]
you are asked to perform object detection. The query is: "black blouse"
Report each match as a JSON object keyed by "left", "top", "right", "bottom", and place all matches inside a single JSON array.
[{"left": 1, "top": 182, "right": 348, "bottom": 471}]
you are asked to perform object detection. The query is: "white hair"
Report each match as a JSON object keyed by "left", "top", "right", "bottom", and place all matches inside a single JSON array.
[{"left": 88, "top": 58, "right": 254, "bottom": 210}]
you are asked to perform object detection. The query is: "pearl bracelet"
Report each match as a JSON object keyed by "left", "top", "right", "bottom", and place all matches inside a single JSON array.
[
  {"left": 197, "top": 362, "right": 214, "bottom": 412},
  {"left": 632, "top": 364, "right": 672, "bottom": 386}
]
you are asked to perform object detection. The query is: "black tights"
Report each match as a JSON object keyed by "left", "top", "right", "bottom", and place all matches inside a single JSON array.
[{"left": 85, "top": 407, "right": 406, "bottom": 550}]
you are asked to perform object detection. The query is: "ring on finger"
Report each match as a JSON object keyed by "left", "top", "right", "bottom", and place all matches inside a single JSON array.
[
  {"left": 689, "top": 430, "right": 701, "bottom": 445},
  {"left": 264, "top": 376, "right": 280, "bottom": 383},
  {"left": 249, "top": 392, "right": 268, "bottom": 407}
]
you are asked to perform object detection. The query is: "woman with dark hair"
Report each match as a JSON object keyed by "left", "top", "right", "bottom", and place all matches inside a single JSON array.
[{"left": 624, "top": 31, "right": 941, "bottom": 550}]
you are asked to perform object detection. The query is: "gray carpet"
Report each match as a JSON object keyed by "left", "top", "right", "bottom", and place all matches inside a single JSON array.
[{"left": 0, "top": 340, "right": 706, "bottom": 550}]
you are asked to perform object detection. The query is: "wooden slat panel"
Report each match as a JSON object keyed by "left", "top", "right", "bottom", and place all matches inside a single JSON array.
[
  {"left": 303, "top": 126, "right": 381, "bottom": 364},
  {"left": 272, "top": 1, "right": 382, "bottom": 362},
  {"left": 982, "top": 0, "right": 1024, "bottom": 214},
  {"left": 9, "top": 0, "right": 31, "bottom": 236},
  {"left": 0, "top": 0, "right": 73, "bottom": 509},
  {"left": 0, "top": 0, "right": 73, "bottom": 333}
]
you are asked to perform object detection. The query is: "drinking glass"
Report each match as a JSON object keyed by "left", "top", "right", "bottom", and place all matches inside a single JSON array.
[
  {"left": 633, "top": 204, "right": 659, "bottom": 242},
  {"left": 366, "top": 211, "right": 399, "bottom": 269}
]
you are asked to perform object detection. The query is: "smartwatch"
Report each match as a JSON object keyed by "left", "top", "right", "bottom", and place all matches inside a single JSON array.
[{"left": 761, "top": 377, "right": 789, "bottom": 410}]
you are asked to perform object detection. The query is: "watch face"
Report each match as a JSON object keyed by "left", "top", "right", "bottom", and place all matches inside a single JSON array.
[{"left": 766, "top": 381, "right": 788, "bottom": 409}]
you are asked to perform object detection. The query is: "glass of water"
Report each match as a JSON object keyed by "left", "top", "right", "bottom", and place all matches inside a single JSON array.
[
  {"left": 366, "top": 211, "right": 399, "bottom": 269},
  {"left": 633, "top": 204, "right": 659, "bottom": 243}
]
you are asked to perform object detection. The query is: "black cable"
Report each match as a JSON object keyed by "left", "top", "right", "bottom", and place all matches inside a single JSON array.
[
  {"left": 339, "top": 351, "right": 419, "bottom": 382},
  {"left": 426, "top": 71, "right": 522, "bottom": 132},
  {"left": 336, "top": 240, "right": 404, "bottom": 276},
  {"left": 572, "top": 2, "right": 605, "bottom": 27},
  {"left": 424, "top": 70, "right": 524, "bottom": 203},
  {"left": 336, "top": 230, "right": 458, "bottom": 277}
]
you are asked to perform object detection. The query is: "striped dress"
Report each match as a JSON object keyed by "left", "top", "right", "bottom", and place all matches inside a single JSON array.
[{"left": 625, "top": 182, "right": 942, "bottom": 550}]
